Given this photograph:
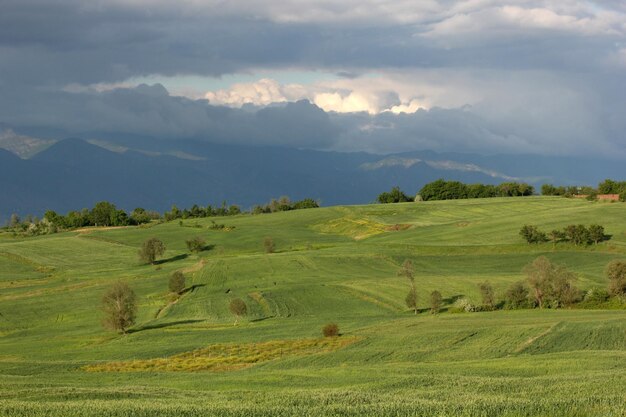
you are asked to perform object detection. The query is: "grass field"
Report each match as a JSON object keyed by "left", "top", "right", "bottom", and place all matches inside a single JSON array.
[{"left": 0, "top": 197, "right": 625, "bottom": 416}]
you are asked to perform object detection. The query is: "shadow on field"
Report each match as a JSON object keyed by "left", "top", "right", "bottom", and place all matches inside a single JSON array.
[
  {"left": 200, "top": 244, "right": 215, "bottom": 252},
  {"left": 181, "top": 284, "right": 206, "bottom": 294},
  {"left": 129, "top": 319, "right": 205, "bottom": 333},
  {"left": 155, "top": 253, "right": 189, "bottom": 265}
]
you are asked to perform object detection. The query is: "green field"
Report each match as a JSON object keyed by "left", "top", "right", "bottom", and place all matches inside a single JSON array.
[{"left": 0, "top": 197, "right": 625, "bottom": 416}]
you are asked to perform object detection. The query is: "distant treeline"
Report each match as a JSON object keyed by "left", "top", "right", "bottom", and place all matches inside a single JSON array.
[
  {"left": 542, "top": 179, "right": 626, "bottom": 201},
  {"left": 378, "top": 180, "right": 535, "bottom": 203},
  {"left": 3, "top": 196, "right": 319, "bottom": 236}
]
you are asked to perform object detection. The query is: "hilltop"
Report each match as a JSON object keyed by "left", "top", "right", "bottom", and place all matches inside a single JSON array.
[{"left": 0, "top": 197, "right": 625, "bottom": 416}]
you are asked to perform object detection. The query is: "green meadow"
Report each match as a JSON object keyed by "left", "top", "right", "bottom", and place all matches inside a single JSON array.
[{"left": 0, "top": 196, "right": 625, "bottom": 416}]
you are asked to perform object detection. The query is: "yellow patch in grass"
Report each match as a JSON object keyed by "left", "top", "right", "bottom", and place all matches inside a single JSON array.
[
  {"left": 313, "top": 216, "right": 390, "bottom": 240},
  {"left": 83, "top": 337, "right": 358, "bottom": 373}
]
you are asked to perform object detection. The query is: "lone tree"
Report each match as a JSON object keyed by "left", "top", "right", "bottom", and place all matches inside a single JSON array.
[
  {"left": 263, "top": 237, "right": 275, "bottom": 254},
  {"left": 399, "top": 259, "right": 418, "bottom": 314},
  {"left": 186, "top": 236, "right": 206, "bottom": 253},
  {"left": 139, "top": 237, "right": 166, "bottom": 264},
  {"left": 606, "top": 260, "right": 626, "bottom": 297},
  {"left": 102, "top": 281, "right": 137, "bottom": 334},
  {"left": 229, "top": 298, "right": 247, "bottom": 325},
  {"left": 524, "top": 256, "right": 579, "bottom": 308},
  {"left": 429, "top": 290, "right": 442, "bottom": 314},
  {"left": 169, "top": 271, "right": 185, "bottom": 294},
  {"left": 478, "top": 281, "right": 495, "bottom": 310}
]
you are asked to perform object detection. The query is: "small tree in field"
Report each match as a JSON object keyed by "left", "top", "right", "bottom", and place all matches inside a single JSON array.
[
  {"left": 524, "top": 256, "right": 579, "bottom": 308},
  {"left": 429, "top": 290, "right": 442, "bottom": 314},
  {"left": 478, "top": 281, "right": 495, "bottom": 310},
  {"left": 186, "top": 236, "right": 206, "bottom": 253},
  {"left": 504, "top": 281, "right": 530, "bottom": 309},
  {"left": 169, "top": 271, "right": 185, "bottom": 294},
  {"left": 229, "top": 298, "right": 247, "bottom": 325},
  {"left": 263, "top": 237, "right": 275, "bottom": 254},
  {"left": 139, "top": 237, "right": 166, "bottom": 264},
  {"left": 102, "top": 282, "right": 137, "bottom": 334},
  {"left": 606, "top": 260, "right": 626, "bottom": 297},
  {"left": 322, "top": 323, "right": 339, "bottom": 337},
  {"left": 399, "top": 259, "right": 418, "bottom": 314},
  {"left": 588, "top": 225, "right": 605, "bottom": 245}
]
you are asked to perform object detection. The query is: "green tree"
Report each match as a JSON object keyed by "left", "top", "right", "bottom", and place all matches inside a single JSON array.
[
  {"left": 139, "top": 237, "right": 166, "bottom": 264},
  {"left": 606, "top": 260, "right": 626, "bottom": 297},
  {"left": 263, "top": 237, "right": 275, "bottom": 254},
  {"left": 378, "top": 186, "right": 411, "bottom": 204},
  {"left": 504, "top": 281, "right": 530, "bottom": 309},
  {"left": 186, "top": 236, "right": 206, "bottom": 253},
  {"left": 101, "top": 282, "right": 137, "bottom": 334},
  {"left": 478, "top": 281, "right": 495, "bottom": 310},
  {"left": 519, "top": 225, "right": 547, "bottom": 244},
  {"left": 564, "top": 224, "right": 591, "bottom": 246},
  {"left": 229, "top": 298, "right": 247, "bottom": 325},
  {"left": 548, "top": 229, "right": 564, "bottom": 247},
  {"left": 588, "top": 224, "right": 605, "bottom": 245},
  {"left": 524, "top": 256, "right": 579, "bottom": 308},
  {"left": 399, "top": 259, "right": 417, "bottom": 314},
  {"left": 91, "top": 201, "right": 117, "bottom": 226},
  {"left": 429, "top": 290, "right": 442, "bottom": 314},
  {"left": 169, "top": 271, "right": 185, "bottom": 294}
]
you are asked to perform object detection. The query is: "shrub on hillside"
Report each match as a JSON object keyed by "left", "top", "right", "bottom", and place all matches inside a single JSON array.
[
  {"left": 322, "top": 323, "right": 339, "bottom": 337},
  {"left": 169, "top": 271, "right": 185, "bottom": 294},
  {"left": 519, "top": 225, "right": 547, "bottom": 244},
  {"left": 429, "top": 290, "right": 443, "bottom": 314},
  {"left": 139, "top": 237, "right": 166, "bottom": 264},
  {"left": 263, "top": 237, "right": 275, "bottom": 253},
  {"left": 186, "top": 236, "right": 206, "bottom": 253},
  {"left": 606, "top": 260, "right": 626, "bottom": 297},
  {"left": 524, "top": 256, "right": 581, "bottom": 308},
  {"left": 503, "top": 281, "right": 532, "bottom": 309},
  {"left": 449, "top": 297, "right": 476, "bottom": 313}
]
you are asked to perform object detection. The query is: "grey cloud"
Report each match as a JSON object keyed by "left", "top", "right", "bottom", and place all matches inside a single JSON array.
[
  {"left": 1, "top": 0, "right": 625, "bottom": 88},
  {"left": 0, "top": 83, "right": 339, "bottom": 149}
]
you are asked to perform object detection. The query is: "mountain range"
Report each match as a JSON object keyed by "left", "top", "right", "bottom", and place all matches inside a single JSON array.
[{"left": 1, "top": 134, "right": 624, "bottom": 222}]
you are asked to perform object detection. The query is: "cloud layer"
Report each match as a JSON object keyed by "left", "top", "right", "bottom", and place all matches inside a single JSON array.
[{"left": 0, "top": 0, "right": 625, "bottom": 158}]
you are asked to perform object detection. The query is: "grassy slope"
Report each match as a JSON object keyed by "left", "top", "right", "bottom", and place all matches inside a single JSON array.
[{"left": 0, "top": 197, "right": 625, "bottom": 416}]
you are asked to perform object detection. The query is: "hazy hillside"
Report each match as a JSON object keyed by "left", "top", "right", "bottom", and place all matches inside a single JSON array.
[{"left": 1, "top": 137, "right": 625, "bottom": 222}]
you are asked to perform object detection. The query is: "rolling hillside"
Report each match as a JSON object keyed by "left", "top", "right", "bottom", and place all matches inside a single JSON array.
[{"left": 0, "top": 197, "right": 625, "bottom": 416}]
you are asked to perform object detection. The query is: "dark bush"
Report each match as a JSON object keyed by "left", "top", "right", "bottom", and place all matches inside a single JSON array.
[{"left": 322, "top": 323, "right": 339, "bottom": 337}]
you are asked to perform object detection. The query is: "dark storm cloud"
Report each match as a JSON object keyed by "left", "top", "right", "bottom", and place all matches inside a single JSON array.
[
  {"left": 0, "top": 83, "right": 339, "bottom": 148},
  {"left": 0, "top": 0, "right": 625, "bottom": 158},
  {"left": 1, "top": 0, "right": 624, "bottom": 86}
]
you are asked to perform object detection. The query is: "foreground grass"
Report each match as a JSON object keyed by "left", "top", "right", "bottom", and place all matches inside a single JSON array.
[{"left": 1, "top": 197, "right": 625, "bottom": 416}]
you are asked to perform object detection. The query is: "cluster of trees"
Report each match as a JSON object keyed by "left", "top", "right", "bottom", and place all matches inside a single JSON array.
[
  {"left": 4, "top": 195, "right": 320, "bottom": 237},
  {"left": 520, "top": 224, "right": 606, "bottom": 246},
  {"left": 419, "top": 180, "right": 535, "bottom": 201},
  {"left": 164, "top": 203, "right": 242, "bottom": 221},
  {"left": 5, "top": 203, "right": 160, "bottom": 236},
  {"left": 542, "top": 179, "right": 626, "bottom": 201},
  {"left": 377, "top": 187, "right": 412, "bottom": 204},
  {"left": 399, "top": 256, "right": 626, "bottom": 315},
  {"left": 251, "top": 196, "right": 319, "bottom": 214}
]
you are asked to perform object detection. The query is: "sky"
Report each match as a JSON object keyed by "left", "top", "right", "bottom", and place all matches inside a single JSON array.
[{"left": 1, "top": 0, "right": 625, "bottom": 157}]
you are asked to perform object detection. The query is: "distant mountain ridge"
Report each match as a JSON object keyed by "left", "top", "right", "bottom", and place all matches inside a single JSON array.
[{"left": 0, "top": 137, "right": 624, "bottom": 222}]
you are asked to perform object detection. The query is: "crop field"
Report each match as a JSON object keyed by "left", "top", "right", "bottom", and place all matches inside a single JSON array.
[{"left": 0, "top": 197, "right": 625, "bottom": 416}]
